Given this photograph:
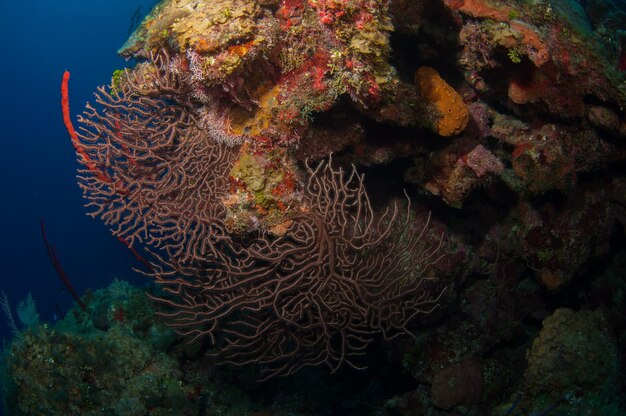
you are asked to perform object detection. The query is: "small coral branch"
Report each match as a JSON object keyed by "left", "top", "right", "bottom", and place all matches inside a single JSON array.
[
  {"left": 116, "top": 236, "right": 154, "bottom": 273},
  {"left": 40, "top": 221, "right": 87, "bottom": 310},
  {"left": 1, "top": 291, "right": 21, "bottom": 339}
]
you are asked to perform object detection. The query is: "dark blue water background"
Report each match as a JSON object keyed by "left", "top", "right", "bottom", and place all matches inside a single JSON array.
[{"left": 0, "top": 0, "right": 158, "bottom": 342}]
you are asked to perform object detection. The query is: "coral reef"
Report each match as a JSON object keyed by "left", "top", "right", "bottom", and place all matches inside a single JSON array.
[
  {"left": 521, "top": 308, "right": 622, "bottom": 415},
  {"left": 3, "top": 281, "right": 195, "bottom": 416},
  {"left": 525, "top": 308, "right": 619, "bottom": 394},
  {"left": 32, "top": 0, "right": 626, "bottom": 414},
  {"left": 63, "top": 51, "right": 447, "bottom": 378},
  {"left": 430, "top": 359, "right": 484, "bottom": 409}
]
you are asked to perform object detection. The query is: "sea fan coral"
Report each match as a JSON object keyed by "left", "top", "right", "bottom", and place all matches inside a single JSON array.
[
  {"left": 65, "top": 51, "right": 446, "bottom": 379},
  {"left": 150, "top": 158, "right": 445, "bottom": 379}
]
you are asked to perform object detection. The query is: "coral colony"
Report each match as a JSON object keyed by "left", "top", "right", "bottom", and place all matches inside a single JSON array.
[
  {"left": 4, "top": 0, "right": 626, "bottom": 414},
  {"left": 60, "top": 0, "right": 450, "bottom": 379}
]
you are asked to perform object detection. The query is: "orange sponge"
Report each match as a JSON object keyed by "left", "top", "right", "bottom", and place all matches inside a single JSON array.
[{"left": 415, "top": 66, "right": 469, "bottom": 137}]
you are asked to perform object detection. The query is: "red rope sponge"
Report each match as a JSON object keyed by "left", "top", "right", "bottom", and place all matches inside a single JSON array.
[{"left": 61, "top": 71, "right": 112, "bottom": 184}]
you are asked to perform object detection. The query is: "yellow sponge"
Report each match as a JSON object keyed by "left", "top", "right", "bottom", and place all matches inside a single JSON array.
[{"left": 416, "top": 66, "right": 469, "bottom": 137}]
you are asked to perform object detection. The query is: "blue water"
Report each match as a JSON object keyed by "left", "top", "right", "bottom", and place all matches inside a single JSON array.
[{"left": 0, "top": 0, "right": 157, "bottom": 342}]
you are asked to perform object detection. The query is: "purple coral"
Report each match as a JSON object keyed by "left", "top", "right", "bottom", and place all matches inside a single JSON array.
[{"left": 463, "top": 144, "right": 504, "bottom": 178}]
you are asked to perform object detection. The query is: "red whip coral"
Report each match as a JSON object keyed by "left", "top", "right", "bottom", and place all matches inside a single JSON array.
[
  {"left": 62, "top": 71, "right": 114, "bottom": 185},
  {"left": 40, "top": 221, "right": 87, "bottom": 310}
]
